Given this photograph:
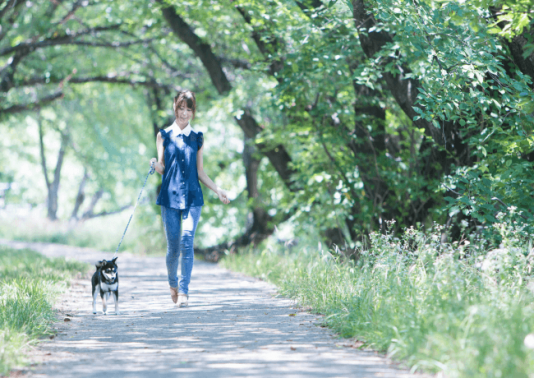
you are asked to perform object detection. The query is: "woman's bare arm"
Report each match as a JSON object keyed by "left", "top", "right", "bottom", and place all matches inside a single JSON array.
[
  {"left": 150, "top": 132, "right": 165, "bottom": 175},
  {"left": 197, "top": 145, "right": 230, "bottom": 204}
]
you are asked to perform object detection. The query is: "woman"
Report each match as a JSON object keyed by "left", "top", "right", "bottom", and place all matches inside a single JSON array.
[{"left": 150, "top": 90, "right": 230, "bottom": 307}]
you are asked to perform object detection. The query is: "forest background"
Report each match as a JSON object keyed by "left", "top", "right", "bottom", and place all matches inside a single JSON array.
[{"left": 1, "top": 0, "right": 534, "bottom": 377}]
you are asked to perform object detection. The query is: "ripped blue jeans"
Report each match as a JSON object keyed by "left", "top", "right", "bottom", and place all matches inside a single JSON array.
[{"left": 161, "top": 206, "right": 202, "bottom": 295}]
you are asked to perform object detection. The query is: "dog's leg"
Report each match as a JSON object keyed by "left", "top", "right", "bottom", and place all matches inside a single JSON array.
[
  {"left": 101, "top": 292, "right": 107, "bottom": 315},
  {"left": 92, "top": 284, "right": 99, "bottom": 314},
  {"left": 113, "top": 291, "right": 119, "bottom": 315}
]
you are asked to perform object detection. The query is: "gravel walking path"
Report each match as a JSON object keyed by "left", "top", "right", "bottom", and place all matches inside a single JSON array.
[{"left": 1, "top": 240, "right": 427, "bottom": 378}]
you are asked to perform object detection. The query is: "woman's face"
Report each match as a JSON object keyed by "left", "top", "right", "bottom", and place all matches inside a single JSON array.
[{"left": 174, "top": 103, "right": 193, "bottom": 123}]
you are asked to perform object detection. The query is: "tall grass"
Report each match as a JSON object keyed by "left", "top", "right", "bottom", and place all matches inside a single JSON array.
[
  {"left": 0, "top": 246, "right": 88, "bottom": 374},
  {"left": 222, "top": 213, "right": 534, "bottom": 377}
]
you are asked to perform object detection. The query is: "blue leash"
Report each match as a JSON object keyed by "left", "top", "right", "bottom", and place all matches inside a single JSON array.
[{"left": 113, "top": 162, "right": 155, "bottom": 258}]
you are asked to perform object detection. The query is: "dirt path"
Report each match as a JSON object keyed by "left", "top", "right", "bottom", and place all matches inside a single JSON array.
[{"left": 2, "top": 240, "right": 427, "bottom": 378}]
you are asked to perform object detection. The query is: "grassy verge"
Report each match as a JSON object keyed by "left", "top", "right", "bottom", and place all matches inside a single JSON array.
[
  {"left": 0, "top": 245, "right": 89, "bottom": 375},
  {"left": 221, "top": 220, "right": 534, "bottom": 378},
  {"left": 0, "top": 209, "right": 166, "bottom": 255}
]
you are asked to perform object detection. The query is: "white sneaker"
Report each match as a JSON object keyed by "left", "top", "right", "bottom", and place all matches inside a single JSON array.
[{"left": 177, "top": 293, "right": 188, "bottom": 307}]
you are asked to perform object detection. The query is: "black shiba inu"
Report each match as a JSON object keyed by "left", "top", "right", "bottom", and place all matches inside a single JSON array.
[{"left": 91, "top": 257, "right": 119, "bottom": 315}]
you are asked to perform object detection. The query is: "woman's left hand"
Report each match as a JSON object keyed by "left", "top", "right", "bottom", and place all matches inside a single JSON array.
[{"left": 217, "top": 188, "right": 230, "bottom": 204}]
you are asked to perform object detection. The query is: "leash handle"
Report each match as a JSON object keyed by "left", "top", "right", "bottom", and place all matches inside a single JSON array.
[{"left": 113, "top": 162, "right": 155, "bottom": 258}]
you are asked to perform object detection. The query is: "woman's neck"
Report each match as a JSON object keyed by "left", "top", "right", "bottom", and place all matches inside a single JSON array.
[{"left": 175, "top": 118, "right": 189, "bottom": 130}]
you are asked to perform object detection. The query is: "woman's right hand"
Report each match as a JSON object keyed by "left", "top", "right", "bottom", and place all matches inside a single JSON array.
[{"left": 150, "top": 158, "right": 164, "bottom": 175}]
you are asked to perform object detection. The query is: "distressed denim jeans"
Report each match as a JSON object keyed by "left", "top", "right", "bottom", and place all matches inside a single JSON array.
[{"left": 161, "top": 206, "right": 202, "bottom": 294}]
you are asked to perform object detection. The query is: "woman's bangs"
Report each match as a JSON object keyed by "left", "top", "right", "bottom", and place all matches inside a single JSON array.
[{"left": 177, "top": 96, "right": 194, "bottom": 110}]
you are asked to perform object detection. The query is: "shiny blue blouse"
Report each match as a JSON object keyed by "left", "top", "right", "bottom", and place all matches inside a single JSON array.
[{"left": 156, "top": 128, "right": 204, "bottom": 211}]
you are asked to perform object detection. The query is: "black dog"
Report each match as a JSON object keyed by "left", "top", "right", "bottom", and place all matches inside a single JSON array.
[{"left": 91, "top": 257, "right": 119, "bottom": 315}]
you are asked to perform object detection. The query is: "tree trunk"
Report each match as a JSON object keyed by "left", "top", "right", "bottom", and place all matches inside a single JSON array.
[
  {"left": 350, "top": 0, "right": 473, "bottom": 232},
  {"left": 242, "top": 135, "right": 272, "bottom": 243},
  {"left": 38, "top": 111, "right": 51, "bottom": 194},
  {"left": 194, "top": 133, "right": 276, "bottom": 261},
  {"left": 488, "top": 7, "right": 534, "bottom": 89},
  {"left": 236, "top": 4, "right": 360, "bottom": 246},
  {"left": 70, "top": 168, "right": 88, "bottom": 220},
  {"left": 79, "top": 187, "right": 132, "bottom": 221},
  {"left": 234, "top": 110, "right": 297, "bottom": 190},
  {"left": 81, "top": 189, "right": 104, "bottom": 220},
  {"left": 48, "top": 132, "right": 68, "bottom": 221},
  {"left": 38, "top": 113, "right": 68, "bottom": 221}
]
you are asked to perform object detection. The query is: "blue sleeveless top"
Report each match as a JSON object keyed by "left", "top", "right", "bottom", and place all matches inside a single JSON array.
[{"left": 156, "top": 127, "right": 204, "bottom": 210}]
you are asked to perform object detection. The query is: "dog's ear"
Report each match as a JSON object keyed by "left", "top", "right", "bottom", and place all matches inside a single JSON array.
[
  {"left": 111, "top": 257, "right": 118, "bottom": 264},
  {"left": 95, "top": 259, "right": 107, "bottom": 268}
]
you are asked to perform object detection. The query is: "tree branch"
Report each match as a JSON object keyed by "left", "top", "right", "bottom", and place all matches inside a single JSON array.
[
  {"left": 351, "top": 0, "right": 446, "bottom": 145},
  {"left": 233, "top": 3, "right": 284, "bottom": 77},
  {"left": 0, "top": 24, "right": 122, "bottom": 56},
  {"left": 0, "top": 91, "right": 63, "bottom": 116},
  {"left": 218, "top": 56, "right": 251, "bottom": 70},
  {"left": 2, "top": 74, "right": 180, "bottom": 117},
  {"left": 0, "top": 0, "right": 18, "bottom": 21},
  {"left": 295, "top": 0, "right": 323, "bottom": 13},
  {"left": 16, "top": 73, "right": 179, "bottom": 90},
  {"left": 56, "top": 37, "right": 161, "bottom": 49},
  {"left": 0, "top": 0, "right": 25, "bottom": 43},
  {"left": 54, "top": 0, "right": 85, "bottom": 26}
]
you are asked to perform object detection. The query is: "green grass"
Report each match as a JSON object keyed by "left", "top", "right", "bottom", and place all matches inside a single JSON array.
[
  {"left": 222, "top": 221, "right": 534, "bottom": 378},
  {"left": 0, "top": 245, "right": 89, "bottom": 374}
]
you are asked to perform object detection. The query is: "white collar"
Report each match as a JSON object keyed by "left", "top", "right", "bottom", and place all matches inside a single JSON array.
[{"left": 172, "top": 121, "right": 192, "bottom": 137}]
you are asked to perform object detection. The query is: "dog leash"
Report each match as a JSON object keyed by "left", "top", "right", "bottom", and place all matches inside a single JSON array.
[{"left": 112, "top": 162, "right": 155, "bottom": 258}]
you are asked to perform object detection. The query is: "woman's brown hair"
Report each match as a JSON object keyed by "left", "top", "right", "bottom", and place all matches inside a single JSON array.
[{"left": 174, "top": 90, "right": 196, "bottom": 119}]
